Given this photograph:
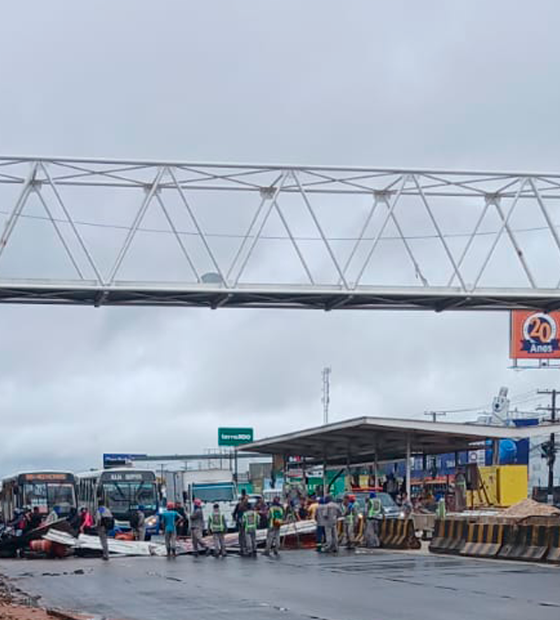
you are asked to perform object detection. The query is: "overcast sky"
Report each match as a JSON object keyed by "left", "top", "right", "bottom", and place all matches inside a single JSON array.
[{"left": 1, "top": 1, "right": 560, "bottom": 474}]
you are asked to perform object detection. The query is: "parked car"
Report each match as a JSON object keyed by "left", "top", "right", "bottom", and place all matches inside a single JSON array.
[{"left": 351, "top": 491, "right": 405, "bottom": 519}]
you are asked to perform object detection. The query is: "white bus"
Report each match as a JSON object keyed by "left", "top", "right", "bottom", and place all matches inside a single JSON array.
[
  {"left": 0, "top": 471, "right": 77, "bottom": 522},
  {"left": 76, "top": 468, "right": 160, "bottom": 535}
]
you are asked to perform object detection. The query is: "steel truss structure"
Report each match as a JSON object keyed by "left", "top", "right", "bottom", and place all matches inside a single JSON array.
[{"left": 1, "top": 155, "right": 560, "bottom": 311}]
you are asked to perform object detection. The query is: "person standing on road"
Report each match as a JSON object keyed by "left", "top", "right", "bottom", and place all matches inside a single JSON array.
[
  {"left": 400, "top": 492, "right": 413, "bottom": 519},
  {"left": 130, "top": 506, "right": 146, "bottom": 541},
  {"left": 208, "top": 503, "right": 227, "bottom": 558},
  {"left": 233, "top": 491, "right": 249, "bottom": 556},
  {"left": 243, "top": 503, "right": 258, "bottom": 557},
  {"left": 255, "top": 496, "right": 268, "bottom": 530},
  {"left": 28, "top": 506, "right": 43, "bottom": 531},
  {"left": 190, "top": 499, "right": 210, "bottom": 557},
  {"left": 161, "top": 502, "right": 182, "bottom": 558},
  {"left": 365, "top": 492, "right": 383, "bottom": 548},
  {"left": 341, "top": 495, "right": 357, "bottom": 549},
  {"left": 324, "top": 496, "right": 342, "bottom": 553},
  {"left": 175, "top": 502, "right": 189, "bottom": 537},
  {"left": 454, "top": 469, "right": 467, "bottom": 512},
  {"left": 79, "top": 507, "right": 94, "bottom": 535},
  {"left": 264, "top": 497, "right": 284, "bottom": 556},
  {"left": 95, "top": 501, "right": 114, "bottom": 561},
  {"left": 315, "top": 498, "right": 328, "bottom": 551},
  {"left": 436, "top": 496, "right": 447, "bottom": 520}
]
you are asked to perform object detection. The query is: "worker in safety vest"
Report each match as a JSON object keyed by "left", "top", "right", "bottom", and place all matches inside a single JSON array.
[
  {"left": 436, "top": 496, "right": 446, "bottom": 520},
  {"left": 264, "top": 497, "right": 284, "bottom": 556},
  {"left": 342, "top": 494, "right": 357, "bottom": 549},
  {"left": 208, "top": 503, "right": 227, "bottom": 558},
  {"left": 365, "top": 492, "right": 384, "bottom": 548},
  {"left": 243, "top": 504, "right": 259, "bottom": 557}
]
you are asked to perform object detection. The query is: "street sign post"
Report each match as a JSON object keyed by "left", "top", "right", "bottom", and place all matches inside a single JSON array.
[{"left": 218, "top": 427, "right": 254, "bottom": 447}]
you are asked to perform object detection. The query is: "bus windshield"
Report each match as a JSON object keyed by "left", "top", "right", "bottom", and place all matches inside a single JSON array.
[
  {"left": 23, "top": 482, "right": 76, "bottom": 515},
  {"left": 102, "top": 480, "right": 157, "bottom": 517}
]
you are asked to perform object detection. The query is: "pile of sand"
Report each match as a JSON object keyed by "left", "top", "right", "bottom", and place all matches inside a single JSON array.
[{"left": 502, "top": 498, "right": 560, "bottom": 518}]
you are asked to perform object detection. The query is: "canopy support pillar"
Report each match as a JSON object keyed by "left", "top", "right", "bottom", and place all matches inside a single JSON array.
[{"left": 406, "top": 435, "right": 411, "bottom": 498}]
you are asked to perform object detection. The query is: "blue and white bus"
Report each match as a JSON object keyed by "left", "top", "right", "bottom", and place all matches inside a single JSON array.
[{"left": 76, "top": 468, "right": 160, "bottom": 536}]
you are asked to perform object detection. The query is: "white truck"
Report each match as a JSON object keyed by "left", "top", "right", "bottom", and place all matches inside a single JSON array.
[{"left": 183, "top": 469, "right": 238, "bottom": 532}]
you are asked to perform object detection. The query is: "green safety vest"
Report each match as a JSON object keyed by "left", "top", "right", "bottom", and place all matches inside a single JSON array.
[
  {"left": 436, "top": 500, "right": 446, "bottom": 520},
  {"left": 243, "top": 510, "right": 258, "bottom": 532},
  {"left": 345, "top": 505, "right": 356, "bottom": 524},
  {"left": 208, "top": 513, "right": 226, "bottom": 533},
  {"left": 269, "top": 505, "right": 284, "bottom": 528},
  {"left": 367, "top": 498, "right": 382, "bottom": 518}
]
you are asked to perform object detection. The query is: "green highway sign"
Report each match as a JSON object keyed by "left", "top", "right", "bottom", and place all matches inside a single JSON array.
[{"left": 218, "top": 427, "right": 254, "bottom": 446}]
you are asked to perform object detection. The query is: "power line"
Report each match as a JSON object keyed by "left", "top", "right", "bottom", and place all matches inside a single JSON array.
[{"left": 0, "top": 207, "right": 558, "bottom": 244}]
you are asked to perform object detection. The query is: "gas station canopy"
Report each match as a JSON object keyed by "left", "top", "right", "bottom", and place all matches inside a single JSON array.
[{"left": 240, "top": 416, "right": 560, "bottom": 466}]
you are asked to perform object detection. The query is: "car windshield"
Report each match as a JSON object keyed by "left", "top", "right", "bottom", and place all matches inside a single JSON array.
[
  {"left": 353, "top": 492, "right": 397, "bottom": 511},
  {"left": 377, "top": 493, "right": 397, "bottom": 508}
]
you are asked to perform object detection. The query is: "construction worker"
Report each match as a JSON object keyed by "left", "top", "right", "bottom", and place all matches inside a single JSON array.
[
  {"left": 160, "top": 502, "right": 182, "bottom": 558},
  {"left": 365, "top": 492, "right": 384, "bottom": 548},
  {"left": 243, "top": 503, "right": 259, "bottom": 557},
  {"left": 436, "top": 496, "right": 447, "bottom": 520},
  {"left": 323, "top": 495, "right": 341, "bottom": 553},
  {"left": 455, "top": 469, "right": 467, "bottom": 512},
  {"left": 191, "top": 499, "right": 210, "bottom": 557},
  {"left": 264, "top": 497, "right": 284, "bottom": 556},
  {"left": 95, "top": 501, "right": 114, "bottom": 561},
  {"left": 341, "top": 495, "right": 357, "bottom": 549},
  {"left": 315, "top": 497, "right": 328, "bottom": 551},
  {"left": 130, "top": 506, "right": 146, "bottom": 541},
  {"left": 233, "top": 491, "right": 249, "bottom": 556},
  {"left": 208, "top": 503, "right": 227, "bottom": 558}
]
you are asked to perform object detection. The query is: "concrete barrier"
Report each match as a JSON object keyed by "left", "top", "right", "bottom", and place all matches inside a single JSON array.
[
  {"left": 461, "top": 522, "right": 509, "bottom": 558},
  {"left": 380, "top": 518, "right": 420, "bottom": 550},
  {"left": 429, "top": 519, "right": 467, "bottom": 554},
  {"left": 545, "top": 525, "right": 560, "bottom": 564},
  {"left": 498, "top": 524, "right": 550, "bottom": 562}
]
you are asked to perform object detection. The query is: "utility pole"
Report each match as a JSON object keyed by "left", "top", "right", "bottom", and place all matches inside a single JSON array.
[
  {"left": 322, "top": 367, "right": 331, "bottom": 425},
  {"left": 538, "top": 389, "right": 557, "bottom": 505},
  {"left": 424, "top": 411, "right": 447, "bottom": 423}
]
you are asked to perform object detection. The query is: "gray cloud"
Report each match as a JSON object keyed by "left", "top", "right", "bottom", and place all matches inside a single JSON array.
[{"left": 0, "top": 0, "right": 558, "bottom": 474}]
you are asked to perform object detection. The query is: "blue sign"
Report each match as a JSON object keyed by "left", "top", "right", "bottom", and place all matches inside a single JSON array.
[{"left": 103, "top": 453, "right": 147, "bottom": 468}]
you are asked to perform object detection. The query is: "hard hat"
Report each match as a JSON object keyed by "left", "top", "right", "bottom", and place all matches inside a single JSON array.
[
  {"left": 349, "top": 494, "right": 356, "bottom": 502},
  {"left": 194, "top": 499, "right": 202, "bottom": 507},
  {"left": 369, "top": 492, "right": 377, "bottom": 499},
  {"left": 166, "top": 502, "right": 175, "bottom": 510}
]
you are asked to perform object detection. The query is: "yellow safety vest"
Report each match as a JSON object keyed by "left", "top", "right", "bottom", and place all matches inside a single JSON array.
[
  {"left": 209, "top": 513, "right": 226, "bottom": 533},
  {"left": 367, "top": 498, "right": 382, "bottom": 518}
]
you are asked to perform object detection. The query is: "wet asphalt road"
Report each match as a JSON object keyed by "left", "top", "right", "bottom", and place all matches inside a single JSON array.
[{"left": 1, "top": 549, "right": 559, "bottom": 620}]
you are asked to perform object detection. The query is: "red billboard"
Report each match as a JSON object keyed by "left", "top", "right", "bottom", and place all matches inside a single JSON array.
[{"left": 510, "top": 310, "right": 560, "bottom": 359}]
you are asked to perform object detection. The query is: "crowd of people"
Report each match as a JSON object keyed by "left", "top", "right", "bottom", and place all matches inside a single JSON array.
[
  {"left": 2, "top": 485, "right": 436, "bottom": 561},
  {"left": 158, "top": 490, "right": 286, "bottom": 559}
]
